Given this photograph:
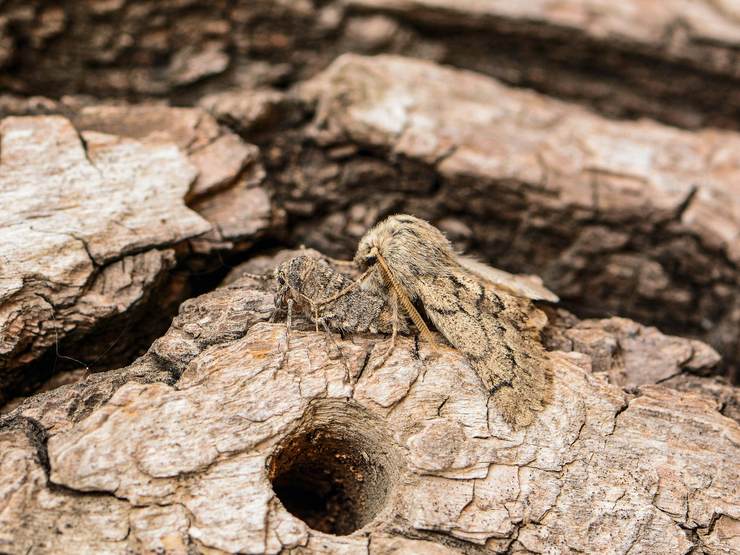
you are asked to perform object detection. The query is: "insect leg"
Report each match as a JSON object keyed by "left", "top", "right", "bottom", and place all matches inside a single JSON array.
[
  {"left": 268, "top": 293, "right": 284, "bottom": 323},
  {"left": 319, "top": 319, "right": 351, "bottom": 383},
  {"left": 373, "top": 289, "right": 399, "bottom": 370},
  {"left": 268, "top": 306, "right": 279, "bottom": 322}
]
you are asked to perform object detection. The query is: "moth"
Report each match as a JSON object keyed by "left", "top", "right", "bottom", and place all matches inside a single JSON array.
[
  {"left": 273, "top": 254, "right": 408, "bottom": 337},
  {"left": 353, "top": 214, "right": 554, "bottom": 428}
]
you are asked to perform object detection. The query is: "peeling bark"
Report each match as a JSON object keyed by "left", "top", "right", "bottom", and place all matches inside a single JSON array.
[
  {"left": 1, "top": 254, "right": 737, "bottom": 554},
  {"left": 0, "top": 115, "right": 210, "bottom": 401},
  {"left": 242, "top": 54, "right": 740, "bottom": 378}
]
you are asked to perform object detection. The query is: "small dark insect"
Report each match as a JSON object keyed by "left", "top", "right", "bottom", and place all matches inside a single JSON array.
[
  {"left": 273, "top": 255, "right": 408, "bottom": 336},
  {"left": 272, "top": 255, "right": 410, "bottom": 373}
]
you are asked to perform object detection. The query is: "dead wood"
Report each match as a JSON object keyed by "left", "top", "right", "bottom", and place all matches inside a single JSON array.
[{"left": 1, "top": 255, "right": 737, "bottom": 554}]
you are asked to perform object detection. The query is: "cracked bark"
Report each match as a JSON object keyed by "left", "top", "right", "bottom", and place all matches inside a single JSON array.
[
  {"left": 0, "top": 102, "right": 286, "bottom": 404},
  {"left": 0, "top": 3, "right": 739, "bottom": 552},
  {"left": 0, "top": 115, "right": 210, "bottom": 402},
  {"left": 241, "top": 53, "right": 740, "bottom": 380},
  {"left": 1, "top": 1, "right": 740, "bottom": 130},
  {"left": 1, "top": 252, "right": 737, "bottom": 554}
]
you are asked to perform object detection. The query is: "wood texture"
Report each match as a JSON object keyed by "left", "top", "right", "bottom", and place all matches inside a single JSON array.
[
  {"left": 0, "top": 115, "right": 210, "bottom": 398},
  {"left": 1, "top": 258, "right": 737, "bottom": 554},
  {"left": 2, "top": 1, "right": 739, "bottom": 128}
]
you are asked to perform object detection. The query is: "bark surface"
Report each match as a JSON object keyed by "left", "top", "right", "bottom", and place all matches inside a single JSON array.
[
  {"left": 0, "top": 104, "right": 284, "bottom": 402},
  {"left": 1, "top": 3, "right": 739, "bottom": 552},
  {"left": 1, "top": 262, "right": 738, "bottom": 554},
  {"left": 2, "top": 1, "right": 740, "bottom": 129},
  {"left": 250, "top": 54, "right": 740, "bottom": 378},
  {"left": 0, "top": 115, "right": 210, "bottom": 401}
]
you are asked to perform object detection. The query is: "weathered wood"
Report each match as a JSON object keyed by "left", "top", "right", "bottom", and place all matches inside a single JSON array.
[
  {"left": 249, "top": 53, "right": 740, "bottom": 377},
  {"left": 345, "top": 0, "right": 740, "bottom": 128},
  {"left": 1, "top": 255, "right": 737, "bottom": 554},
  {"left": 2, "top": 1, "right": 740, "bottom": 128},
  {"left": 71, "top": 104, "right": 280, "bottom": 253},
  {"left": 0, "top": 115, "right": 210, "bottom": 400},
  {"left": 0, "top": 102, "right": 287, "bottom": 402}
]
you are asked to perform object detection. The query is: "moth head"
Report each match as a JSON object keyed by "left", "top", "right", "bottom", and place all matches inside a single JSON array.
[
  {"left": 355, "top": 247, "right": 378, "bottom": 270},
  {"left": 354, "top": 235, "right": 381, "bottom": 270},
  {"left": 355, "top": 214, "right": 453, "bottom": 269},
  {"left": 354, "top": 216, "right": 402, "bottom": 270}
]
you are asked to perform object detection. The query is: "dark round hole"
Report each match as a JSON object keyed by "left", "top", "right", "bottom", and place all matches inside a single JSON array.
[{"left": 268, "top": 401, "right": 397, "bottom": 535}]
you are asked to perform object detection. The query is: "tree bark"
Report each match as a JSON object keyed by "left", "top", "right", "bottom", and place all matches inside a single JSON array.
[
  {"left": 0, "top": 105, "right": 282, "bottom": 402},
  {"left": 0, "top": 115, "right": 210, "bottom": 401},
  {"left": 242, "top": 53, "right": 740, "bottom": 378},
  {"left": 1, "top": 3, "right": 739, "bottom": 552},
  {"left": 1, "top": 255, "right": 738, "bottom": 554},
  {"left": 2, "top": 1, "right": 740, "bottom": 130}
]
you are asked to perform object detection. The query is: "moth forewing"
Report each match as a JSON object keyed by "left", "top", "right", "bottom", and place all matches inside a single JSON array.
[
  {"left": 355, "top": 214, "right": 553, "bottom": 429},
  {"left": 455, "top": 254, "right": 559, "bottom": 303}
]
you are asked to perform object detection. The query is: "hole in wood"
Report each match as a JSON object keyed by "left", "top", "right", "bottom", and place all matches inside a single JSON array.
[{"left": 268, "top": 400, "right": 398, "bottom": 535}]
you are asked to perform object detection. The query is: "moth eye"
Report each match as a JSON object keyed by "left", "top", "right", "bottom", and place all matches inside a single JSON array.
[
  {"left": 277, "top": 276, "right": 286, "bottom": 285},
  {"left": 364, "top": 254, "right": 377, "bottom": 265}
]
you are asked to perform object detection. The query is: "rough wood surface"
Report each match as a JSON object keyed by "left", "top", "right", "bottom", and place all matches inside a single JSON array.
[
  {"left": 1, "top": 1, "right": 739, "bottom": 128},
  {"left": 0, "top": 102, "right": 287, "bottom": 401},
  {"left": 1, "top": 256, "right": 738, "bottom": 554},
  {"left": 1, "top": 4, "right": 739, "bottom": 552},
  {"left": 0, "top": 115, "right": 210, "bottom": 400},
  {"left": 248, "top": 53, "right": 740, "bottom": 378},
  {"left": 71, "top": 104, "right": 282, "bottom": 253}
]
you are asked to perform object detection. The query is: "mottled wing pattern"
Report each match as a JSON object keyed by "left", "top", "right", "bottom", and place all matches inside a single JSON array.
[
  {"left": 416, "top": 269, "right": 552, "bottom": 428},
  {"left": 455, "top": 254, "right": 559, "bottom": 303}
]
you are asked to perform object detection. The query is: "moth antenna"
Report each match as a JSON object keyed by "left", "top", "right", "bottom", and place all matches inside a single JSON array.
[
  {"left": 324, "top": 256, "right": 356, "bottom": 268},
  {"left": 375, "top": 251, "right": 436, "bottom": 346},
  {"left": 242, "top": 272, "right": 273, "bottom": 281}
]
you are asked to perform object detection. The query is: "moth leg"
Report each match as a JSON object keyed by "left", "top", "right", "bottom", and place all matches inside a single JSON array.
[
  {"left": 268, "top": 295, "right": 284, "bottom": 323},
  {"left": 275, "top": 298, "right": 293, "bottom": 371},
  {"left": 373, "top": 289, "right": 399, "bottom": 370},
  {"left": 319, "top": 318, "right": 351, "bottom": 384},
  {"left": 312, "top": 302, "right": 320, "bottom": 333}
]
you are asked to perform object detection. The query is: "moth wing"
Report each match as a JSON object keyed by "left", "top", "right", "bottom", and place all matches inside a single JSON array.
[
  {"left": 416, "top": 270, "right": 552, "bottom": 429},
  {"left": 456, "top": 254, "right": 559, "bottom": 303}
]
